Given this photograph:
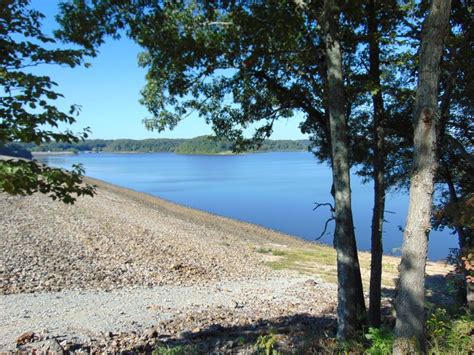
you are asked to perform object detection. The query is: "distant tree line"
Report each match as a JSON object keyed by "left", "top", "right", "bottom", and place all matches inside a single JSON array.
[
  {"left": 0, "top": 143, "right": 33, "bottom": 159},
  {"left": 174, "top": 136, "right": 309, "bottom": 154},
  {"left": 6, "top": 137, "right": 310, "bottom": 155}
]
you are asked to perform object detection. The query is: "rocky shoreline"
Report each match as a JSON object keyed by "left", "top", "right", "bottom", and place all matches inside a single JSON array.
[{"left": 1, "top": 178, "right": 338, "bottom": 353}]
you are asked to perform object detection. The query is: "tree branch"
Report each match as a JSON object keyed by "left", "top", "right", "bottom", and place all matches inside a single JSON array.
[
  {"left": 249, "top": 70, "right": 328, "bottom": 134},
  {"left": 444, "top": 134, "right": 474, "bottom": 168},
  {"left": 313, "top": 201, "right": 335, "bottom": 212},
  {"left": 313, "top": 201, "right": 335, "bottom": 240},
  {"left": 315, "top": 217, "right": 335, "bottom": 240}
]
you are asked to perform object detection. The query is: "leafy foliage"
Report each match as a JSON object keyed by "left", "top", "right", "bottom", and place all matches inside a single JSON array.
[
  {"left": 0, "top": 160, "right": 92, "bottom": 203},
  {"left": 365, "top": 327, "right": 394, "bottom": 355},
  {"left": 0, "top": 0, "right": 94, "bottom": 202},
  {"left": 151, "top": 344, "right": 199, "bottom": 355},
  {"left": 256, "top": 334, "right": 279, "bottom": 355},
  {"left": 436, "top": 196, "right": 474, "bottom": 234},
  {"left": 431, "top": 0, "right": 474, "bottom": 308},
  {"left": 57, "top": 1, "right": 331, "bottom": 151},
  {"left": 434, "top": 0, "right": 474, "bottom": 226},
  {"left": 426, "top": 308, "right": 473, "bottom": 353}
]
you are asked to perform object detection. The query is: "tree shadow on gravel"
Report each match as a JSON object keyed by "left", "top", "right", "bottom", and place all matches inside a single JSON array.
[
  {"left": 381, "top": 273, "right": 455, "bottom": 310},
  {"left": 146, "top": 312, "right": 337, "bottom": 354},
  {"left": 377, "top": 272, "right": 458, "bottom": 333},
  {"left": 145, "top": 276, "right": 453, "bottom": 354}
]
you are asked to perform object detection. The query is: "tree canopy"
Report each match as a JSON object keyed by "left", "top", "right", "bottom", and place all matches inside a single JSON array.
[{"left": 0, "top": 0, "right": 95, "bottom": 203}]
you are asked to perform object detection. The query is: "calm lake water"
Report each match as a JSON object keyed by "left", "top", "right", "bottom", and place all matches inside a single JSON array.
[{"left": 40, "top": 152, "right": 457, "bottom": 260}]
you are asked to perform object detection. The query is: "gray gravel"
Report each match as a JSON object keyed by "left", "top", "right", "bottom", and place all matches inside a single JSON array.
[
  {"left": 0, "top": 178, "right": 336, "bottom": 352},
  {"left": 0, "top": 276, "right": 336, "bottom": 351}
]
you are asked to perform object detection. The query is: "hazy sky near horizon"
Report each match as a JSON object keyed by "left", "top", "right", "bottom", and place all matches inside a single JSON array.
[{"left": 32, "top": 1, "right": 307, "bottom": 140}]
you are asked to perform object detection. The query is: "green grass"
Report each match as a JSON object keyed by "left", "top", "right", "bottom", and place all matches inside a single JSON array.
[
  {"left": 152, "top": 344, "right": 199, "bottom": 355},
  {"left": 262, "top": 245, "right": 339, "bottom": 284},
  {"left": 257, "top": 241, "right": 450, "bottom": 292},
  {"left": 382, "top": 262, "right": 397, "bottom": 272},
  {"left": 256, "top": 247, "right": 273, "bottom": 254},
  {"left": 258, "top": 243, "right": 407, "bottom": 288},
  {"left": 271, "top": 249, "right": 286, "bottom": 256}
]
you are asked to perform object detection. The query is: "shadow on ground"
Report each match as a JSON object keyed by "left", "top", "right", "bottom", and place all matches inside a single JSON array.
[
  {"left": 18, "top": 276, "right": 456, "bottom": 353},
  {"left": 382, "top": 273, "right": 455, "bottom": 309},
  {"left": 144, "top": 312, "right": 337, "bottom": 354}
]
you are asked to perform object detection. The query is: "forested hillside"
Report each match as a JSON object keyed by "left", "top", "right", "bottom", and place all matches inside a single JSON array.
[{"left": 12, "top": 136, "right": 309, "bottom": 155}]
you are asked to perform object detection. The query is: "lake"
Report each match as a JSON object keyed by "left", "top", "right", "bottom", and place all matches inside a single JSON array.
[{"left": 39, "top": 151, "right": 457, "bottom": 260}]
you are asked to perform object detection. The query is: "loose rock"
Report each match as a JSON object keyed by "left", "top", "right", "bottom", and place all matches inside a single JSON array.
[{"left": 0, "top": 179, "right": 338, "bottom": 352}]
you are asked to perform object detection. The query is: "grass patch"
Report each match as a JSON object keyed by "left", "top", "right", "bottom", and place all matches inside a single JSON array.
[
  {"left": 264, "top": 245, "right": 338, "bottom": 283},
  {"left": 264, "top": 245, "right": 335, "bottom": 268},
  {"left": 260, "top": 244, "right": 406, "bottom": 288},
  {"left": 426, "top": 308, "right": 474, "bottom": 353},
  {"left": 152, "top": 344, "right": 199, "bottom": 355},
  {"left": 258, "top": 242, "right": 450, "bottom": 291},
  {"left": 271, "top": 249, "right": 286, "bottom": 256},
  {"left": 382, "top": 262, "right": 397, "bottom": 272}
]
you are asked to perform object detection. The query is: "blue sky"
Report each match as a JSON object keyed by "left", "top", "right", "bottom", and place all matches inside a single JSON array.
[{"left": 32, "top": 1, "right": 307, "bottom": 140}]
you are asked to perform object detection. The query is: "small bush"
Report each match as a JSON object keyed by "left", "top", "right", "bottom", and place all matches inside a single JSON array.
[
  {"left": 271, "top": 250, "right": 286, "bottom": 256},
  {"left": 365, "top": 327, "right": 394, "bottom": 355},
  {"left": 427, "top": 308, "right": 473, "bottom": 353},
  {"left": 152, "top": 344, "right": 198, "bottom": 355},
  {"left": 256, "top": 334, "right": 279, "bottom": 355}
]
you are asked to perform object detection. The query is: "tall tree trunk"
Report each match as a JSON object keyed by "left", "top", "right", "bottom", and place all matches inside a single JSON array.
[
  {"left": 367, "top": 0, "right": 386, "bottom": 328},
  {"left": 438, "top": 71, "right": 465, "bottom": 250},
  {"left": 437, "top": 59, "right": 474, "bottom": 308},
  {"left": 444, "top": 165, "right": 467, "bottom": 250},
  {"left": 393, "top": 0, "right": 452, "bottom": 353},
  {"left": 443, "top": 167, "right": 474, "bottom": 310},
  {"left": 321, "top": 0, "right": 366, "bottom": 340}
]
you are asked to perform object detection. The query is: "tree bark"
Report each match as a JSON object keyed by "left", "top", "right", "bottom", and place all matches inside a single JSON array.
[
  {"left": 321, "top": 0, "right": 366, "bottom": 340},
  {"left": 393, "top": 0, "right": 452, "bottom": 353},
  {"left": 367, "top": 0, "right": 386, "bottom": 329},
  {"left": 444, "top": 166, "right": 467, "bottom": 250},
  {"left": 443, "top": 167, "right": 474, "bottom": 310},
  {"left": 438, "top": 58, "right": 474, "bottom": 309}
]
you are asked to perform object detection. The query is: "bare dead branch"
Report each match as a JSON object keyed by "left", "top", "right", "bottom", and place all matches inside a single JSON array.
[
  {"left": 313, "top": 201, "right": 334, "bottom": 212},
  {"left": 315, "top": 217, "right": 335, "bottom": 241}
]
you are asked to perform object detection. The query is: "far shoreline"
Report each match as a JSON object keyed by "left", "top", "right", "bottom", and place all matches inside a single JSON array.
[
  {"left": 32, "top": 151, "right": 76, "bottom": 156},
  {"left": 32, "top": 149, "right": 309, "bottom": 156}
]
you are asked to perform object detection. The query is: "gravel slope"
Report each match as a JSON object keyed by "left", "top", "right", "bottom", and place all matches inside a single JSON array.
[
  {"left": 1, "top": 276, "right": 336, "bottom": 352},
  {"left": 0, "top": 178, "right": 336, "bottom": 352}
]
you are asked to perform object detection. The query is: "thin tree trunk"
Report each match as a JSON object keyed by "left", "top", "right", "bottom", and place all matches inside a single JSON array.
[
  {"left": 438, "top": 70, "right": 465, "bottom": 249},
  {"left": 438, "top": 53, "right": 473, "bottom": 310},
  {"left": 444, "top": 168, "right": 467, "bottom": 249},
  {"left": 393, "top": 0, "right": 452, "bottom": 353},
  {"left": 367, "top": 0, "right": 386, "bottom": 328},
  {"left": 321, "top": 0, "right": 366, "bottom": 340},
  {"left": 443, "top": 167, "right": 473, "bottom": 310}
]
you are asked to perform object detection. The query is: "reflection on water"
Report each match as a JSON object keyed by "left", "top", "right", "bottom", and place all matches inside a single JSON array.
[{"left": 39, "top": 152, "right": 457, "bottom": 260}]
